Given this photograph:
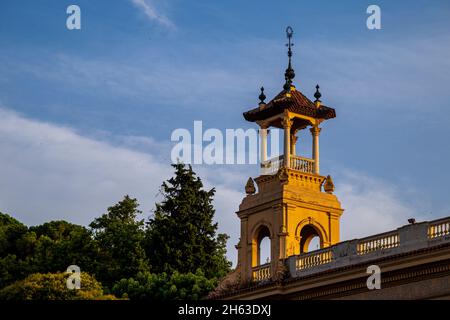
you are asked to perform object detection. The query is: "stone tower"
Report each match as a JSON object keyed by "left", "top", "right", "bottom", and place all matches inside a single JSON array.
[{"left": 235, "top": 27, "right": 344, "bottom": 284}]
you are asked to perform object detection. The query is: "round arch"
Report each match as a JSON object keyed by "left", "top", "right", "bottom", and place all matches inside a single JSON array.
[
  {"left": 250, "top": 220, "right": 273, "bottom": 241},
  {"left": 294, "top": 218, "right": 328, "bottom": 254},
  {"left": 251, "top": 221, "right": 273, "bottom": 267}
]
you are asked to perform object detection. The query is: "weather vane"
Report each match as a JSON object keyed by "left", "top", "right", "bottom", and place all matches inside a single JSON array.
[
  {"left": 284, "top": 26, "right": 296, "bottom": 91},
  {"left": 286, "top": 26, "right": 294, "bottom": 58}
]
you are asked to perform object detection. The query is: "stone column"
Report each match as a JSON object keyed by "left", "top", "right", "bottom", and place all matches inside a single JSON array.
[
  {"left": 239, "top": 215, "right": 251, "bottom": 283},
  {"left": 291, "top": 134, "right": 298, "bottom": 156},
  {"left": 310, "top": 126, "right": 321, "bottom": 174},
  {"left": 283, "top": 117, "right": 292, "bottom": 168}
]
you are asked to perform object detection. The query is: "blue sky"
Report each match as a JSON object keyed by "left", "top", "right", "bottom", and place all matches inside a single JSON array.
[{"left": 1, "top": 0, "right": 450, "bottom": 264}]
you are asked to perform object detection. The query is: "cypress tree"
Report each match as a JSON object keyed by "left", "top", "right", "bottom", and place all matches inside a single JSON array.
[{"left": 145, "top": 163, "right": 231, "bottom": 279}]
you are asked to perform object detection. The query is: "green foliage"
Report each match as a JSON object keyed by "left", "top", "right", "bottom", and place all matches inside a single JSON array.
[
  {"left": 0, "top": 255, "right": 31, "bottom": 288},
  {"left": 90, "top": 195, "right": 149, "bottom": 288},
  {"left": 145, "top": 163, "right": 231, "bottom": 279},
  {"left": 0, "top": 165, "right": 231, "bottom": 300},
  {"left": 0, "top": 213, "right": 28, "bottom": 257},
  {"left": 0, "top": 213, "right": 30, "bottom": 287},
  {"left": 0, "top": 218, "right": 99, "bottom": 288},
  {"left": 29, "top": 221, "right": 99, "bottom": 275},
  {"left": 0, "top": 272, "right": 117, "bottom": 300},
  {"left": 112, "top": 270, "right": 217, "bottom": 300}
]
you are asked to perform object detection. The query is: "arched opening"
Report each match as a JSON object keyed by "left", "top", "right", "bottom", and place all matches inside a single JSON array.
[
  {"left": 299, "top": 224, "right": 322, "bottom": 254},
  {"left": 307, "top": 236, "right": 320, "bottom": 252},
  {"left": 259, "top": 237, "right": 271, "bottom": 265},
  {"left": 252, "top": 225, "right": 271, "bottom": 266}
]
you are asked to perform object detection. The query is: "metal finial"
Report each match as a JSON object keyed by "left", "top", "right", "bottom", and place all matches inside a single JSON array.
[
  {"left": 286, "top": 26, "right": 294, "bottom": 57},
  {"left": 314, "top": 84, "right": 322, "bottom": 101},
  {"left": 283, "top": 77, "right": 290, "bottom": 91},
  {"left": 258, "top": 87, "right": 266, "bottom": 104},
  {"left": 284, "top": 26, "right": 295, "bottom": 90}
]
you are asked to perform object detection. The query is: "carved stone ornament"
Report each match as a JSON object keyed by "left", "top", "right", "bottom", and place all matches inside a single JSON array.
[
  {"left": 245, "top": 177, "right": 256, "bottom": 195},
  {"left": 273, "top": 260, "right": 288, "bottom": 282},
  {"left": 282, "top": 117, "right": 293, "bottom": 129},
  {"left": 207, "top": 265, "right": 242, "bottom": 299},
  {"left": 323, "top": 175, "right": 335, "bottom": 194},
  {"left": 278, "top": 167, "right": 289, "bottom": 182},
  {"left": 310, "top": 126, "right": 322, "bottom": 136}
]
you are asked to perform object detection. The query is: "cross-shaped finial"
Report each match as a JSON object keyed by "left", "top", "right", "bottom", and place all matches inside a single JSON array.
[{"left": 284, "top": 26, "right": 295, "bottom": 90}]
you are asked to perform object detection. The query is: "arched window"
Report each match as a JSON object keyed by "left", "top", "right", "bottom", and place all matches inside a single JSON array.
[
  {"left": 259, "top": 236, "right": 271, "bottom": 265},
  {"left": 307, "top": 236, "right": 321, "bottom": 252},
  {"left": 252, "top": 225, "right": 271, "bottom": 266},
  {"left": 299, "top": 224, "right": 322, "bottom": 253}
]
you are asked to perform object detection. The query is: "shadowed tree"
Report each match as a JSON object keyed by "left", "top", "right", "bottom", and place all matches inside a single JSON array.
[
  {"left": 144, "top": 163, "right": 231, "bottom": 279},
  {"left": 90, "top": 195, "right": 149, "bottom": 289},
  {"left": 0, "top": 272, "right": 117, "bottom": 300},
  {"left": 0, "top": 213, "right": 28, "bottom": 257},
  {"left": 112, "top": 270, "right": 217, "bottom": 300},
  {"left": 0, "top": 213, "right": 30, "bottom": 288},
  {"left": 28, "top": 221, "right": 98, "bottom": 275}
]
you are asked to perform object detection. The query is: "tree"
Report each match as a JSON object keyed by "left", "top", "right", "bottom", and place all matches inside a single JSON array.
[
  {"left": 0, "top": 272, "right": 117, "bottom": 300},
  {"left": 28, "top": 221, "right": 99, "bottom": 275},
  {"left": 0, "top": 215, "right": 100, "bottom": 289},
  {"left": 0, "top": 212, "right": 28, "bottom": 257},
  {"left": 112, "top": 270, "right": 216, "bottom": 300},
  {"left": 145, "top": 163, "right": 231, "bottom": 279},
  {"left": 89, "top": 195, "right": 149, "bottom": 288},
  {"left": 0, "top": 165, "right": 233, "bottom": 300},
  {"left": 0, "top": 213, "right": 31, "bottom": 288},
  {"left": 0, "top": 254, "right": 31, "bottom": 289}
]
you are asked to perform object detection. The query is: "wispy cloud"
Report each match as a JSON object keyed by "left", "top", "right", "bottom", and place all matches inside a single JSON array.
[
  {"left": 298, "top": 33, "right": 450, "bottom": 112},
  {"left": 3, "top": 31, "right": 450, "bottom": 117},
  {"left": 0, "top": 106, "right": 240, "bottom": 264},
  {"left": 336, "top": 170, "right": 431, "bottom": 240},
  {"left": 130, "top": 0, "right": 174, "bottom": 29},
  {"left": 0, "top": 106, "right": 445, "bottom": 265}
]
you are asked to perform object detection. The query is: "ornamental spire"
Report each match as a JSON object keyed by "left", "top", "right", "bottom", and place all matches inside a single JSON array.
[
  {"left": 314, "top": 84, "right": 322, "bottom": 107},
  {"left": 283, "top": 26, "right": 296, "bottom": 91},
  {"left": 314, "top": 85, "right": 322, "bottom": 101},
  {"left": 258, "top": 87, "right": 266, "bottom": 105}
]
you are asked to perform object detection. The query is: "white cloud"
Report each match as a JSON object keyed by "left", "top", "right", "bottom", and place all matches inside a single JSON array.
[
  {"left": 0, "top": 107, "right": 170, "bottom": 226},
  {"left": 5, "top": 31, "right": 450, "bottom": 118},
  {"left": 299, "top": 34, "right": 450, "bottom": 110},
  {"left": 130, "top": 0, "right": 174, "bottom": 29},
  {"left": 5, "top": 52, "right": 256, "bottom": 112},
  {"left": 336, "top": 170, "right": 429, "bottom": 240},
  {"left": 0, "top": 107, "right": 242, "bottom": 264},
  {"left": 0, "top": 106, "right": 438, "bottom": 266}
]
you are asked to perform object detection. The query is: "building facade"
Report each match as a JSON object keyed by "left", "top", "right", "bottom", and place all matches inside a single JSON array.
[{"left": 209, "top": 27, "right": 450, "bottom": 300}]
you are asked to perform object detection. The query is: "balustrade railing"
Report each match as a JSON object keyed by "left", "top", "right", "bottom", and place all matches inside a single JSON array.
[
  {"left": 296, "top": 248, "right": 333, "bottom": 271},
  {"left": 261, "top": 156, "right": 283, "bottom": 175},
  {"left": 261, "top": 155, "right": 315, "bottom": 175},
  {"left": 357, "top": 232, "right": 400, "bottom": 255},
  {"left": 290, "top": 156, "right": 315, "bottom": 174},
  {"left": 428, "top": 218, "right": 450, "bottom": 239},
  {"left": 286, "top": 216, "right": 450, "bottom": 278},
  {"left": 252, "top": 263, "right": 271, "bottom": 282}
]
